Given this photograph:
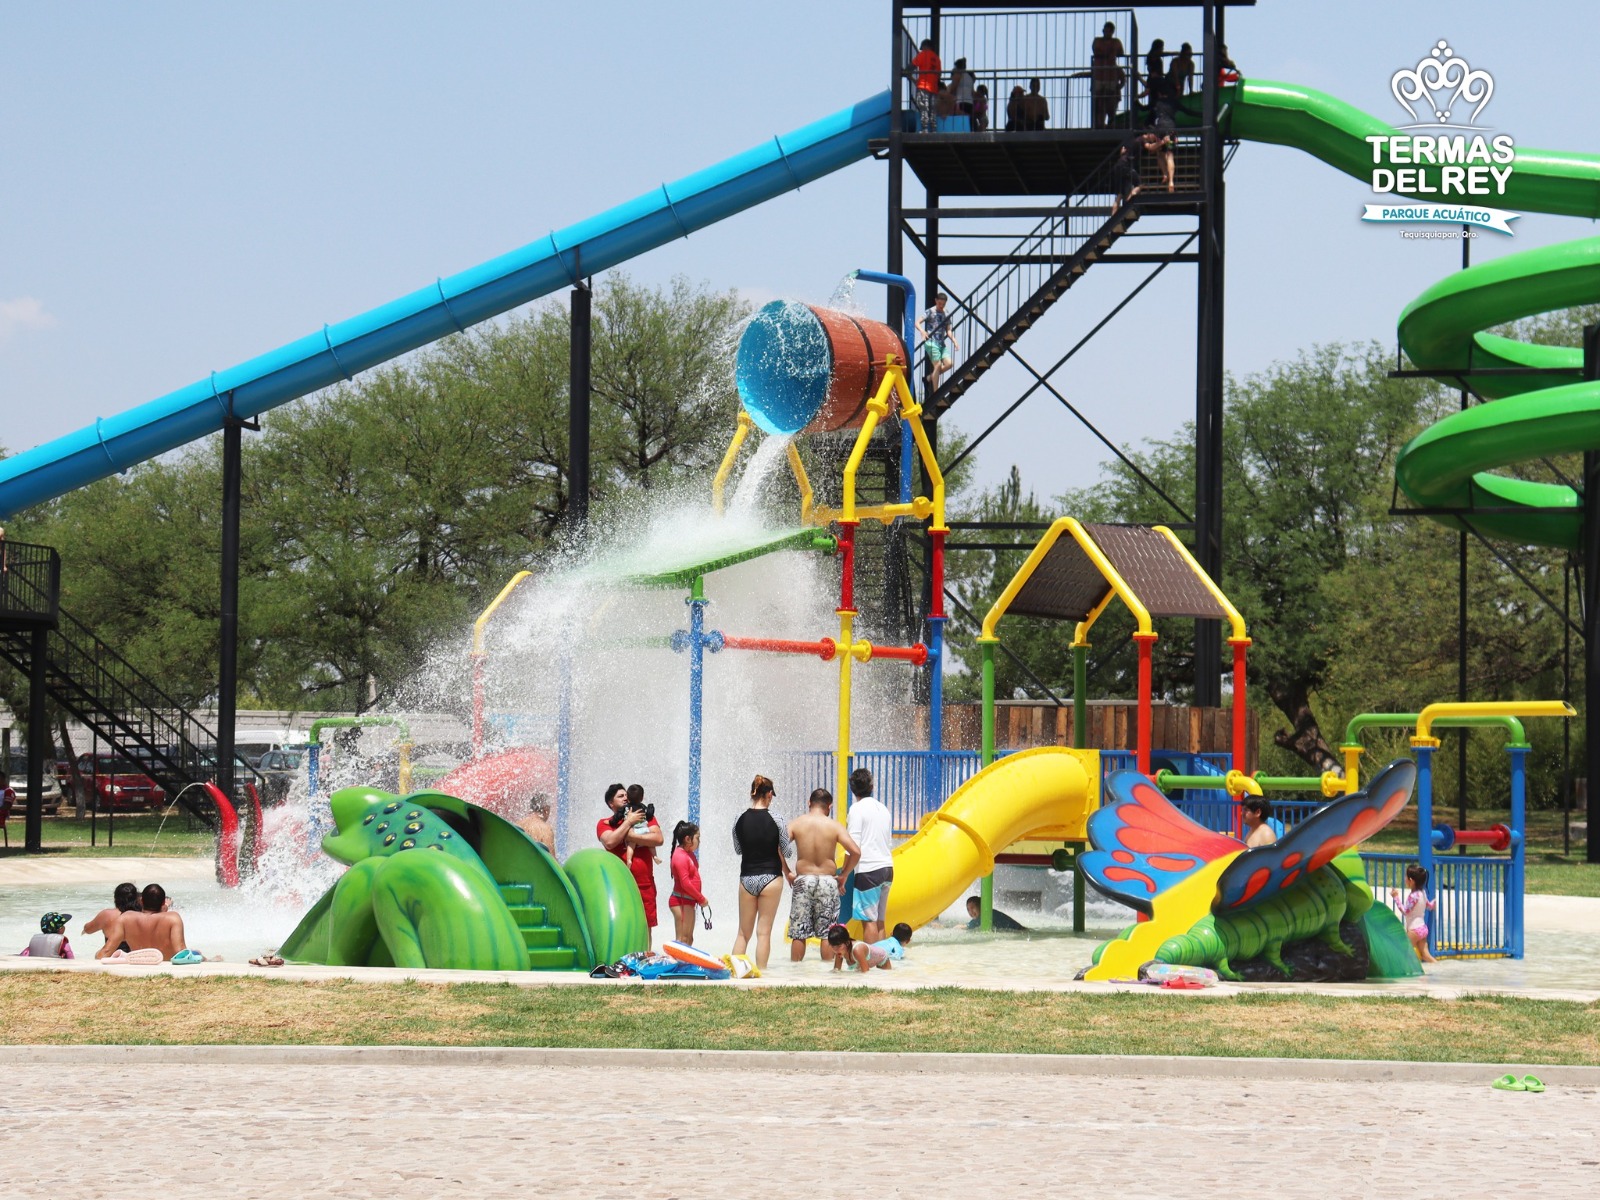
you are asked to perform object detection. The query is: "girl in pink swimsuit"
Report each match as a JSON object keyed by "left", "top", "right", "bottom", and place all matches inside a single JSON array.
[{"left": 1392, "top": 864, "right": 1437, "bottom": 964}]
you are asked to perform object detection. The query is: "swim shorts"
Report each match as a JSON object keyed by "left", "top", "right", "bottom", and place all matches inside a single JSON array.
[
  {"left": 789, "top": 874, "right": 840, "bottom": 941},
  {"left": 925, "top": 338, "right": 952, "bottom": 364},
  {"left": 851, "top": 866, "right": 893, "bottom": 924}
]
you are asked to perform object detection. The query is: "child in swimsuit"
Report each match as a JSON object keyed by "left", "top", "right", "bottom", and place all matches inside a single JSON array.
[
  {"left": 872, "top": 922, "right": 913, "bottom": 962},
  {"left": 20, "top": 912, "right": 75, "bottom": 958},
  {"left": 669, "top": 821, "right": 709, "bottom": 946},
  {"left": 1391, "top": 864, "right": 1437, "bottom": 964},
  {"left": 826, "top": 923, "right": 893, "bottom": 972}
]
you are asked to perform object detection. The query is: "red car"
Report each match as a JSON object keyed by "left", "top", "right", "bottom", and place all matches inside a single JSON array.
[{"left": 71, "top": 753, "right": 167, "bottom": 813}]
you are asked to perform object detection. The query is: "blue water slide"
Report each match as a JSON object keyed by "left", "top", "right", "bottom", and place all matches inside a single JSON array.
[{"left": 0, "top": 92, "right": 892, "bottom": 518}]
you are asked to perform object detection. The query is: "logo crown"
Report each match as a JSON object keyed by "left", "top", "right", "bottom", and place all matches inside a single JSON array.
[{"left": 1391, "top": 40, "right": 1493, "bottom": 127}]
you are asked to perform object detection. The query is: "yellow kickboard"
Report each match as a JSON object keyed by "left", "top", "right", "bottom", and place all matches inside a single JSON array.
[{"left": 1082, "top": 853, "right": 1238, "bottom": 982}]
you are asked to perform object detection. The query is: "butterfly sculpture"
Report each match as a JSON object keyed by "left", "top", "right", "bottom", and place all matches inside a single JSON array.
[{"left": 1082, "top": 760, "right": 1417, "bottom": 979}]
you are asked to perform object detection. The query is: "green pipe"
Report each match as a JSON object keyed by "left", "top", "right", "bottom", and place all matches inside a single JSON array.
[
  {"left": 308, "top": 715, "right": 411, "bottom": 746},
  {"left": 810, "top": 534, "right": 838, "bottom": 552},
  {"left": 1342, "top": 712, "right": 1528, "bottom": 748},
  {"left": 1253, "top": 775, "right": 1325, "bottom": 791},
  {"left": 1072, "top": 643, "right": 1087, "bottom": 749}
]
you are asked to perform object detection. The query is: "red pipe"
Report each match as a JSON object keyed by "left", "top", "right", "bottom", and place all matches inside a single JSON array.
[
  {"left": 1456, "top": 825, "right": 1513, "bottom": 851},
  {"left": 720, "top": 635, "right": 838, "bottom": 660},
  {"left": 471, "top": 653, "right": 486, "bottom": 759},
  {"left": 1230, "top": 637, "right": 1250, "bottom": 775},
  {"left": 1133, "top": 632, "right": 1158, "bottom": 776},
  {"left": 245, "top": 782, "right": 265, "bottom": 876},
  {"left": 838, "top": 521, "right": 857, "bottom": 612},
  {"left": 206, "top": 782, "right": 241, "bottom": 888},
  {"left": 868, "top": 643, "right": 929, "bottom": 664},
  {"left": 930, "top": 528, "right": 946, "bottom": 618}
]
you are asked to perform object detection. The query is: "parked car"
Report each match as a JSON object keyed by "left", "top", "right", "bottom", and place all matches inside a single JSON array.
[
  {"left": 72, "top": 753, "right": 166, "bottom": 813},
  {"left": 256, "top": 748, "right": 305, "bottom": 805},
  {"left": 1, "top": 746, "right": 63, "bottom": 815}
]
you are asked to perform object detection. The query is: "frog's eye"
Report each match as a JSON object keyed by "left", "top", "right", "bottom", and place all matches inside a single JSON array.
[
  {"left": 382, "top": 802, "right": 402, "bottom": 814},
  {"left": 405, "top": 811, "right": 422, "bottom": 821},
  {"left": 404, "top": 821, "right": 424, "bottom": 835},
  {"left": 427, "top": 843, "right": 445, "bottom": 851},
  {"left": 400, "top": 839, "right": 416, "bottom": 850},
  {"left": 362, "top": 814, "right": 376, "bottom": 826},
  {"left": 437, "top": 830, "right": 453, "bottom": 840},
  {"left": 382, "top": 834, "right": 397, "bottom": 846},
  {"left": 376, "top": 822, "right": 389, "bottom": 833}
]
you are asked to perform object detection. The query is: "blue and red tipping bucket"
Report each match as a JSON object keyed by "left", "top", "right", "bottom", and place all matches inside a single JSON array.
[{"left": 735, "top": 301, "right": 906, "bottom": 436}]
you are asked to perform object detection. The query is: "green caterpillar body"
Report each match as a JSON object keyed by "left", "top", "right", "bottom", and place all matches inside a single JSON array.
[
  {"left": 318, "top": 787, "right": 530, "bottom": 972},
  {"left": 1156, "top": 865, "right": 1353, "bottom": 981}
]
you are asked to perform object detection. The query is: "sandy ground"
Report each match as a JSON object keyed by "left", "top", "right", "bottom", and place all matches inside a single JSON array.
[{"left": 0, "top": 1057, "right": 1594, "bottom": 1198}]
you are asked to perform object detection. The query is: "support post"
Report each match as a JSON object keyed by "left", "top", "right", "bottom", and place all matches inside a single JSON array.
[
  {"left": 1507, "top": 744, "right": 1528, "bottom": 958},
  {"left": 979, "top": 638, "right": 996, "bottom": 932},
  {"left": 1072, "top": 642, "right": 1088, "bottom": 748},
  {"left": 1457, "top": 225, "right": 1472, "bottom": 835},
  {"left": 569, "top": 279, "right": 592, "bottom": 535},
  {"left": 1413, "top": 740, "right": 1437, "bottom": 954},
  {"left": 25, "top": 626, "right": 48, "bottom": 852},
  {"left": 1193, "top": 0, "right": 1226, "bottom": 706},
  {"left": 687, "top": 576, "right": 708, "bottom": 826},
  {"left": 1134, "top": 632, "right": 1158, "bottom": 775},
  {"left": 1585, "top": 322, "right": 1600, "bottom": 863},
  {"left": 218, "top": 408, "right": 242, "bottom": 801}
]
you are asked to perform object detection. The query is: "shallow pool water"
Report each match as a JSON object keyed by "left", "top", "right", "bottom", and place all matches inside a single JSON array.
[{"left": 0, "top": 880, "right": 308, "bottom": 964}]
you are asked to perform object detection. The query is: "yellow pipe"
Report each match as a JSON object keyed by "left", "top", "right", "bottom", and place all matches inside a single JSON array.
[
  {"left": 785, "top": 442, "right": 815, "bottom": 525},
  {"left": 1341, "top": 744, "right": 1364, "bottom": 795},
  {"left": 712, "top": 411, "right": 754, "bottom": 515},
  {"left": 1320, "top": 771, "right": 1344, "bottom": 800},
  {"left": 840, "top": 406, "right": 887, "bottom": 526},
  {"left": 811, "top": 499, "right": 933, "bottom": 526},
  {"left": 1413, "top": 699, "right": 1575, "bottom": 746},
  {"left": 1072, "top": 587, "right": 1121, "bottom": 648},
  {"left": 472, "top": 571, "right": 533, "bottom": 655},
  {"left": 1152, "top": 525, "right": 1247, "bottom": 641},
  {"left": 1224, "top": 769, "right": 1262, "bottom": 797},
  {"left": 398, "top": 743, "right": 414, "bottom": 793},
  {"left": 899, "top": 376, "right": 947, "bottom": 532},
  {"left": 836, "top": 610, "right": 856, "bottom": 824}
]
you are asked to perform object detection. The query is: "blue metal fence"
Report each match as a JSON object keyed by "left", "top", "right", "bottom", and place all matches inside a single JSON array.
[
  {"left": 1361, "top": 850, "right": 1512, "bottom": 958},
  {"left": 781, "top": 749, "right": 999, "bottom": 835}
]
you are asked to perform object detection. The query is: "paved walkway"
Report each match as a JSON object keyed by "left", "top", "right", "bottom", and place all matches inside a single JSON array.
[{"left": 0, "top": 1054, "right": 1593, "bottom": 1198}]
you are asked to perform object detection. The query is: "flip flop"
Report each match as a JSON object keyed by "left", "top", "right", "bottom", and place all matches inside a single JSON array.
[
  {"left": 249, "top": 955, "right": 285, "bottom": 968},
  {"left": 1491, "top": 1074, "right": 1526, "bottom": 1091},
  {"left": 103, "top": 947, "right": 164, "bottom": 966},
  {"left": 170, "top": 949, "right": 204, "bottom": 965},
  {"left": 1161, "top": 977, "right": 1208, "bottom": 990},
  {"left": 1522, "top": 1076, "right": 1546, "bottom": 1093}
]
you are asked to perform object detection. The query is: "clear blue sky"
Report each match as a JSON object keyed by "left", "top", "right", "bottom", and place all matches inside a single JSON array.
[{"left": 1, "top": 3, "right": 1589, "bottom": 501}]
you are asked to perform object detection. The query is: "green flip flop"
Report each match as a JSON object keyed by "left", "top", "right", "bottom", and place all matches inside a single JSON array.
[
  {"left": 1491, "top": 1074, "right": 1526, "bottom": 1091},
  {"left": 1521, "top": 1075, "right": 1546, "bottom": 1093}
]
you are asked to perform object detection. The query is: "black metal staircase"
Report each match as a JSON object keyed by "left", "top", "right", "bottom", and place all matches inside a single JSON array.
[
  {"left": 930, "top": 201, "right": 1142, "bottom": 414},
  {"left": 0, "top": 539, "right": 257, "bottom": 828}
]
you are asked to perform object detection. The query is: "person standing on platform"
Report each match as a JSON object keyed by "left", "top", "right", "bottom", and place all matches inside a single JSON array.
[
  {"left": 1019, "top": 77, "right": 1050, "bottom": 130},
  {"left": 907, "top": 38, "right": 942, "bottom": 132},
  {"left": 844, "top": 767, "right": 895, "bottom": 946},
  {"left": 1090, "top": 21, "right": 1127, "bottom": 129}
]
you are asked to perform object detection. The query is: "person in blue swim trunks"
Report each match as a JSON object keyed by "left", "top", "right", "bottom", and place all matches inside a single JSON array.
[{"left": 844, "top": 768, "right": 894, "bottom": 945}]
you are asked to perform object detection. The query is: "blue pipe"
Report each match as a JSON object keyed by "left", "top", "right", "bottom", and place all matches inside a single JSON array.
[
  {"left": 1414, "top": 743, "right": 1436, "bottom": 958},
  {"left": 686, "top": 588, "right": 710, "bottom": 826},
  {"left": 1508, "top": 745, "right": 1528, "bottom": 958},
  {"left": 0, "top": 93, "right": 893, "bottom": 518},
  {"left": 849, "top": 269, "right": 918, "bottom": 504}
]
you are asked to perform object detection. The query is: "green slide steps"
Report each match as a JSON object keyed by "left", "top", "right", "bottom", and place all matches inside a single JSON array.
[
  {"left": 1183, "top": 80, "right": 1600, "bottom": 550},
  {"left": 498, "top": 885, "right": 581, "bottom": 970}
]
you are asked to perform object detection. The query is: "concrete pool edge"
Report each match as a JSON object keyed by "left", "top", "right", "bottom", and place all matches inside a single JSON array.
[{"left": 1, "top": 1043, "right": 1597, "bottom": 1084}]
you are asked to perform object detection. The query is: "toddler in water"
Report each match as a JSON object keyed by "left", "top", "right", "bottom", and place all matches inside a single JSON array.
[
  {"left": 1391, "top": 864, "right": 1437, "bottom": 964},
  {"left": 19, "top": 912, "right": 74, "bottom": 958},
  {"left": 826, "top": 922, "right": 911, "bottom": 972},
  {"left": 669, "top": 821, "right": 710, "bottom": 945}
]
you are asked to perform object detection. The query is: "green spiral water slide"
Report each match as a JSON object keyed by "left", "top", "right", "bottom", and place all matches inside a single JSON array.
[{"left": 1205, "top": 80, "right": 1600, "bottom": 548}]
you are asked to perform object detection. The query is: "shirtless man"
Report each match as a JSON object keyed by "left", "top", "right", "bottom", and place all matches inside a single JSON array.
[
  {"left": 518, "top": 794, "right": 556, "bottom": 855},
  {"left": 84, "top": 881, "right": 141, "bottom": 957},
  {"left": 98, "top": 883, "right": 192, "bottom": 961},
  {"left": 785, "top": 788, "right": 861, "bottom": 962}
]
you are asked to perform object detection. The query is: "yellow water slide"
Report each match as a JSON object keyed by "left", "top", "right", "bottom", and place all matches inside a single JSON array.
[{"left": 883, "top": 747, "right": 1098, "bottom": 930}]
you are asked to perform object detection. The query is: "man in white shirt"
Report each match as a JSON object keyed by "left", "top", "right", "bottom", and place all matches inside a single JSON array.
[{"left": 844, "top": 767, "right": 895, "bottom": 945}]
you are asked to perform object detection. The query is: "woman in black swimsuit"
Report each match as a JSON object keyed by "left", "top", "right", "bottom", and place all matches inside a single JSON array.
[{"left": 730, "top": 774, "right": 794, "bottom": 972}]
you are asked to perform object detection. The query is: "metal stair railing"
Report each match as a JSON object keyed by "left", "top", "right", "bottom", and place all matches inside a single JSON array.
[
  {"left": 928, "top": 144, "right": 1144, "bottom": 411},
  {"left": 0, "top": 560, "right": 258, "bottom": 828}
]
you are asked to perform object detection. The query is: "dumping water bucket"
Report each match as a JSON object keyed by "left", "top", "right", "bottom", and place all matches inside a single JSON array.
[{"left": 735, "top": 301, "right": 906, "bottom": 436}]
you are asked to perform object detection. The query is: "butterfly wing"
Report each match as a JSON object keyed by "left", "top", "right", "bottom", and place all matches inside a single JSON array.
[
  {"left": 1213, "top": 758, "right": 1417, "bottom": 913},
  {"left": 1080, "top": 770, "right": 1245, "bottom": 915}
]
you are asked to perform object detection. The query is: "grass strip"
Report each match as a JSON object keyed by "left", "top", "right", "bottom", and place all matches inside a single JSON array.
[{"left": 3, "top": 975, "right": 1597, "bottom": 1064}]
